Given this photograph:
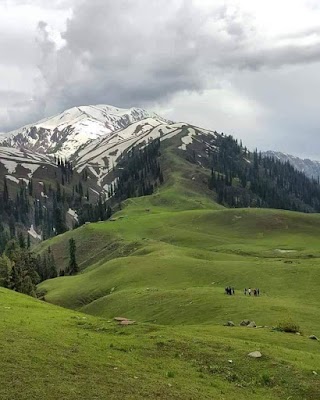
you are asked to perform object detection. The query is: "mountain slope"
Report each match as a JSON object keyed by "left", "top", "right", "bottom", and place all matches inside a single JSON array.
[{"left": 264, "top": 151, "right": 320, "bottom": 180}]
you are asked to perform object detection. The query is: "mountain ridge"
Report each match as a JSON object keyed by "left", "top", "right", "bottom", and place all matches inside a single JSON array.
[
  {"left": 0, "top": 104, "right": 169, "bottom": 159},
  {"left": 264, "top": 150, "right": 320, "bottom": 180}
]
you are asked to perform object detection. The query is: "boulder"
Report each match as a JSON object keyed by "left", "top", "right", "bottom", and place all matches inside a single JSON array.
[
  {"left": 247, "top": 321, "right": 256, "bottom": 328},
  {"left": 224, "top": 321, "right": 235, "bottom": 327},
  {"left": 248, "top": 351, "right": 262, "bottom": 358},
  {"left": 309, "top": 335, "right": 319, "bottom": 341},
  {"left": 240, "top": 320, "right": 251, "bottom": 326}
]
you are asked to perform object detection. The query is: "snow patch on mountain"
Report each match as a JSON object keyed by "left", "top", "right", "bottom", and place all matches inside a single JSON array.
[
  {"left": 6, "top": 175, "right": 20, "bottom": 184},
  {"left": 28, "top": 225, "right": 42, "bottom": 240},
  {"left": 2, "top": 159, "right": 17, "bottom": 174},
  {"left": 179, "top": 128, "right": 195, "bottom": 150},
  {"left": 67, "top": 208, "right": 78, "bottom": 222},
  {"left": 21, "top": 163, "right": 40, "bottom": 178}
]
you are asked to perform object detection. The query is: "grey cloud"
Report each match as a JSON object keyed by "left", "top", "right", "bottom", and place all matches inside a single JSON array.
[
  {"left": 2, "top": 0, "right": 320, "bottom": 135},
  {"left": 38, "top": 0, "right": 320, "bottom": 111},
  {"left": 230, "top": 63, "right": 320, "bottom": 158},
  {"left": 6, "top": 0, "right": 73, "bottom": 8}
]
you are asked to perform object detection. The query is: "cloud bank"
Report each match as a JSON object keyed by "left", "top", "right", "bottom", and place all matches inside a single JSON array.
[{"left": 1, "top": 0, "right": 320, "bottom": 157}]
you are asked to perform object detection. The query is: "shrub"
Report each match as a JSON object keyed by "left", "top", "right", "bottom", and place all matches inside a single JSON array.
[{"left": 276, "top": 320, "right": 300, "bottom": 333}]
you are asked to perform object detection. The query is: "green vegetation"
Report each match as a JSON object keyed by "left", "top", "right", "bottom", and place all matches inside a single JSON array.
[
  {"left": 1, "top": 287, "right": 320, "bottom": 399},
  {"left": 3, "top": 136, "right": 320, "bottom": 398}
]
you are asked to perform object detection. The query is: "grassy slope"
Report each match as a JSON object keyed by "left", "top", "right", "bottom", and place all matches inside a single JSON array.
[
  {"left": 29, "top": 136, "right": 320, "bottom": 398},
  {"left": 38, "top": 207, "right": 320, "bottom": 333},
  {"left": 1, "top": 287, "right": 320, "bottom": 400}
]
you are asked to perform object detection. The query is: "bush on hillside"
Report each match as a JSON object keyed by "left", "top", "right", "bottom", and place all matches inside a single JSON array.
[{"left": 276, "top": 320, "right": 300, "bottom": 334}]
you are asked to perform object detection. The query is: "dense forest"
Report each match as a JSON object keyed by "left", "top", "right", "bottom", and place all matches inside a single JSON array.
[{"left": 207, "top": 134, "right": 320, "bottom": 212}]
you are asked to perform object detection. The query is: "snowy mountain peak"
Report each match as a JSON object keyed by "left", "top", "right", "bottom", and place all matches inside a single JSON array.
[
  {"left": 0, "top": 103, "right": 218, "bottom": 192},
  {"left": 0, "top": 104, "right": 168, "bottom": 159}
]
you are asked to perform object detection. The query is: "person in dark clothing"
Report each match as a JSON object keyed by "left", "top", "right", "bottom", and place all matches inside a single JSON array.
[
  {"left": 257, "top": 288, "right": 260, "bottom": 296},
  {"left": 232, "top": 287, "right": 235, "bottom": 295},
  {"left": 244, "top": 288, "right": 247, "bottom": 295}
]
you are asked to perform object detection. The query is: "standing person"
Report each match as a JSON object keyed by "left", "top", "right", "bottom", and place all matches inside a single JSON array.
[
  {"left": 253, "top": 289, "right": 257, "bottom": 296},
  {"left": 248, "top": 288, "right": 251, "bottom": 296},
  {"left": 257, "top": 288, "right": 260, "bottom": 296},
  {"left": 244, "top": 288, "right": 247, "bottom": 295},
  {"left": 232, "top": 287, "right": 235, "bottom": 295}
]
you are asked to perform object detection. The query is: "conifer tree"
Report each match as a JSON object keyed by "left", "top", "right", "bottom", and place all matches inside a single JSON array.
[{"left": 68, "top": 238, "right": 78, "bottom": 275}]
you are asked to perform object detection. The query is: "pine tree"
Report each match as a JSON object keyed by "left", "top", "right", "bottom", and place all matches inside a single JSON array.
[{"left": 68, "top": 238, "right": 78, "bottom": 275}]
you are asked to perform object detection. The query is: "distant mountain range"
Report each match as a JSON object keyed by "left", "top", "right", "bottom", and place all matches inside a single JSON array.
[{"left": 263, "top": 151, "right": 320, "bottom": 180}]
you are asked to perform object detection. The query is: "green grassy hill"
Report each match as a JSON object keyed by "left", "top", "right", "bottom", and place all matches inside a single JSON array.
[
  {"left": 38, "top": 141, "right": 320, "bottom": 334},
  {"left": 4, "top": 138, "right": 320, "bottom": 399},
  {"left": 1, "top": 287, "right": 320, "bottom": 400}
]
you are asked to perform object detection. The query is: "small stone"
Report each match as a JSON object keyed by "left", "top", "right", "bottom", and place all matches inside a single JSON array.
[
  {"left": 240, "top": 320, "right": 251, "bottom": 326},
  {"left": 296, "top": 332, "right": 301, "bottom": 336},
  {"left": 247, "top": 321, "right": 256, "bottom": 328},
  {"left": 228, "top": 360, "right": 233, "bottom": 364},
  {"left": 313, "top": 371, "right": 318, "bottom": 375},
  {"left": 309, "top": 335, "right": 319, "bottom": 341},
  {"left": 120, "top": 320, "right": 135, "bottom": 326},
  {"left": 224, "top": 321, "right": 235, "bottom": 327},
  {"left": 248, "top": 351, "right": 262, "bottom": 358}
]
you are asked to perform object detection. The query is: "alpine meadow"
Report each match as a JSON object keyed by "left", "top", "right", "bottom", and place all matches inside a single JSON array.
[{"left": 1, "top": 1, "right": 320, "bottom": 399}]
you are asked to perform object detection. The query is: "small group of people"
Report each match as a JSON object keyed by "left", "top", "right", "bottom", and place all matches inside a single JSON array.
[
  {"left": 225, "top": 286, "right": 235, "bottom": 295},
  {"left": 244, "top": 288, "right": 260, "bottom": 296}
]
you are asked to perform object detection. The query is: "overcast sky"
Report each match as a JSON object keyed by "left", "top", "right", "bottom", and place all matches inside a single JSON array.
[{"left": 1, "top": 0, "right": 320, "bottom": 158}]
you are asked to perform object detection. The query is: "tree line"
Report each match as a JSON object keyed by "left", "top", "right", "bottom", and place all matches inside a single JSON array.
[
  {"left": 207, "top": 134, "right": 320, "bottom": 212},
  {"left": 0, "top": 235, "right": 78, "bottom": 297}
]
